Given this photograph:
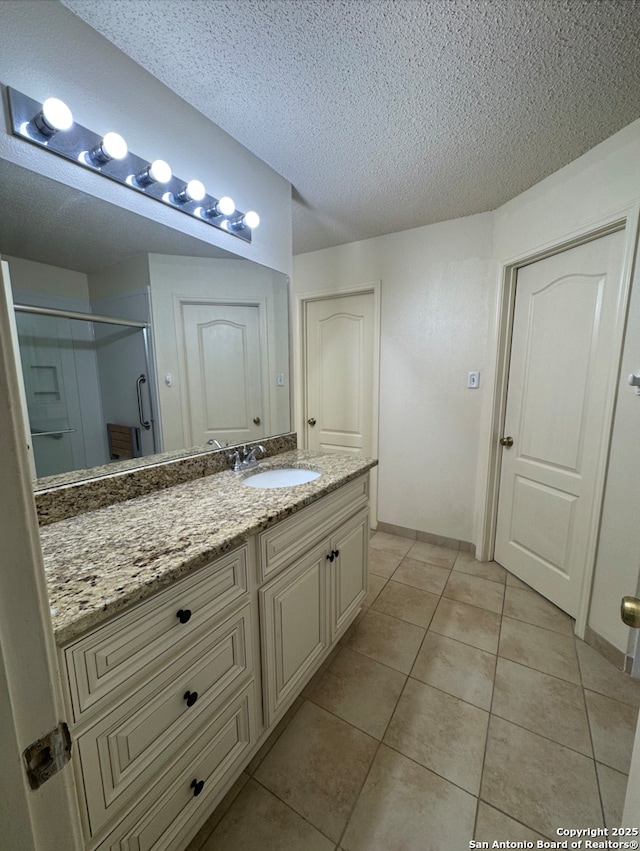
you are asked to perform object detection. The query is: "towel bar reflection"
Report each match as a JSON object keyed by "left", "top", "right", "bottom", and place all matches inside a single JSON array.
[
  {"left": 136, "top": 374, "right": 151, "bottom": 430},
  {"left": 31, "top": 428, "right": 77, "bottom": 440}
]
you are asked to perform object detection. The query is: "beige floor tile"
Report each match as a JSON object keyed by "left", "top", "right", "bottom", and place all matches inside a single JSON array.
[
  {"left": 577, "top": 640, "right": 640, "bottom": 708},
  {"left": 384, "top": 678, "right": 488, "bottom": 795},
  {"left": 343, "top": 608, "right": 425, "bottom": 674},
  {"left": 411, "top": 631, "right": 496, "bottom": 710},
  {"left": 203, "top": 779, "right": 335, "bottom": 851},
  {"left": 453, "top": 553, "right": 507, "bottom": 584},
  {"left": 369, "top": 531, "right": 413, "bottom": 557},
  {"left": 585, "top": 690, "right": 639, "bottom": 774},
  {"left": 255, "top": 701, "right": 378, "bottom": 843},
  {"left": 499, "top": 617, "right": 581, "bottom": 684},
  {"left": 503, "top": 585, "right": 574, "bottom": 636},
  {"left": 304, "top": 646, "right": 406, "bottom": 739},
  {"left": 492, "top": 657, "right": 592, "bottom": 755},
  {"left": 361, "top": 573, "right": 386, "bottom": 608},
  {"left": 371, "top": 580, "right": 440, "bottom": 628},
  {"left": 368, "top": 547, "right": 403, "bottom": 579},
  {"left": 482, "top": 716, "right": 603, "bottom": 836},
  {"left": 392, "top": 556, "right": 450, "bottom": 595},
  {"left": 443, "top": 571, "right": 505, "bottom": 614},
  {"left": 407, "top": 539, "right": 458, "bottom": 569},
  {"left": 430, "top": 596, "right": 502, "bottom": 654},
  {"left": 341, "top": 744, "right": 476, "bottom": 851},
  {"left": 187, "top": 773, "right": 250, "bottom": 851},
  {"left": 596, "top": 762, "right": 629, "bottom": 829},
  {"left": 474, "top": 802, "right": 547, "bottom": 845},
  {"left": 505, "top": 572, "right": 531, "bottom": 590}
]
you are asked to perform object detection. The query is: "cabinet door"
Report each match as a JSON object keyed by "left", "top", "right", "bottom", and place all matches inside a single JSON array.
[
  {"left": 330, "top": 509, "right": 369, "bottom": 642},
  {"left": 260, "top": 544, "right": 328, "bottom": 725}
]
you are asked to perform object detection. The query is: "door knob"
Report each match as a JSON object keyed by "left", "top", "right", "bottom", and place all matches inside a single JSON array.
[
  {"left": 621, "top": 596, "right": 640, "bottom": 628},
  {"left": 500, "top": 436, "right": 514, "bottom": 448},
  {"left": 307, "top": 418, "right": 316, "bottom": 426},
  {"left": 253, "top": 416, "right": 261, "bottom": 425}
]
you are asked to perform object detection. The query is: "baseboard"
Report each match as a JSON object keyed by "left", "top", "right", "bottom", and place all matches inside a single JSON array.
[
  {"left": 584, "top": 624, "right": 628, "bottom": 672},
  {"left": 376, "top": 520, "right": 475, "bottom": 556}
]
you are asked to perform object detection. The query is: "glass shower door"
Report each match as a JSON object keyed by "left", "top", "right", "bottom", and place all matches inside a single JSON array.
[{"left": 16, "top": 312, "right": 88, "bottom": 478}]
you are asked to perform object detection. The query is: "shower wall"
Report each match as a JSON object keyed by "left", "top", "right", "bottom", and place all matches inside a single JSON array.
[{"left": 7, "top": 254, "right": 156, "bottom": 478}]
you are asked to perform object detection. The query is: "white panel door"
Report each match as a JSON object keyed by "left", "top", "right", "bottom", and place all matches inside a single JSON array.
[
  {"left": 305, "top": 293, "right": 374, "bottom": 455},
  {"left": 494, "top": 231, "right": 625, "bottom": 616},
  {"left": 180, "top": 302, "right": 265, "bottom": 446}
]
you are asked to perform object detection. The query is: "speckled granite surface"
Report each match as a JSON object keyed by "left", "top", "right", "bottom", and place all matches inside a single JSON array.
[
  {"left": 40, "top": 450, "right": 377, "bottom": 646},
  {"left": 35, "top": 433, "right": 298, "bottom": 525}
]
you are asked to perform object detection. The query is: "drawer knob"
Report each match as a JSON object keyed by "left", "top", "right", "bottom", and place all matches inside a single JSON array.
[
  {"left": 176, "top": 609, "right": 192, "bottom": 624},
  {"left": 190, "top": 779, "right": 205, "bottom": 797},
  {"left": 183, "top": 690, "right": 199, "bottom": 707}
]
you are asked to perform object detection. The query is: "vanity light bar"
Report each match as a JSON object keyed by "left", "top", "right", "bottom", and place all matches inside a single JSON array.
[{"left": 5, "top": 87, "right": 259, "bottom": 244}]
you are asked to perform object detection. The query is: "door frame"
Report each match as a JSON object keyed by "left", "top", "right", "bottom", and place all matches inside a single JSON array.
[
  {"left": 0, "top": 259, "right": 83, "bottom": 849},
  {"left": 297, "top": 282, "right": 381, "bottom": 527},
  {"left": 476, "top": 205, "right": 640, "bottom": 637}
]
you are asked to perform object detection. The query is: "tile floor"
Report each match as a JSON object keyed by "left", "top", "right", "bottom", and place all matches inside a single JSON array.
[{"left": 188, "top": 531, "right": 640, "bottom": 851}]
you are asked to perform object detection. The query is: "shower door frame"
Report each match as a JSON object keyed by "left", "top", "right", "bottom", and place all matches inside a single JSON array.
[{"left": 12, "top": 302, "right": 158, "bottom": 477}]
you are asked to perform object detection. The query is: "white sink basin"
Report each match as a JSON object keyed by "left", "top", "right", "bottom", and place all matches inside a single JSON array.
[{"left": 242, "top": 468, "right": 321, "bottom": 488}]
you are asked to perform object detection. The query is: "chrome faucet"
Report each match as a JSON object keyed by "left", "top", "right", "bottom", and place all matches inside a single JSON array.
[
  {"left": 229, "top": 444, "right": 266, "bottom": 472},
  {"left": 244, "top": 444, "right": 266, "bottom": 466},
  {"left": 207, "top": 439, "right": 223, "bottom": 449}
]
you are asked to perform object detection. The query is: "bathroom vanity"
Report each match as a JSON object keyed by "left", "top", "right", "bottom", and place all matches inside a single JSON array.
[{"left": 39, "top": 449, "right": 376, "bottom": 851}]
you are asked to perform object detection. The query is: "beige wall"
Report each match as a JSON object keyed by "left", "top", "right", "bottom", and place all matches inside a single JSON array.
[
  {"left": 293, "top": 118, "right": 640, "bottom": 654},
  {"left": 293, "top": 212, "right": 495, "bottom": 544}
]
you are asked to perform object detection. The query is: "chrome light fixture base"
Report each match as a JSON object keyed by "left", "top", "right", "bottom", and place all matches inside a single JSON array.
[{"left": 6, "top": 87, "right": 256, "bottom": 244}]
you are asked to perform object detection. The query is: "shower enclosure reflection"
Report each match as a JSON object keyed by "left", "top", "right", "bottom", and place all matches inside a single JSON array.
[{"left": 15, "top": 306, "right": 155, "bottom": 478}]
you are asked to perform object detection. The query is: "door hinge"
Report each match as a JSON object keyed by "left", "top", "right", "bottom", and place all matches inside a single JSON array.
[{"left": 23, "top": 721, "right": 72, "bottom": 790}]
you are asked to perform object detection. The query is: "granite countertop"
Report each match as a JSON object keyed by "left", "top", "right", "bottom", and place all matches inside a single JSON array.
[{"left": 40, "top": 450, "right": 377, "bottom": 646}]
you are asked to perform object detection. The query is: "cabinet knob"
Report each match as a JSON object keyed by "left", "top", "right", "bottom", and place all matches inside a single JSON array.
[
  {"left": 334, "top": 549, "right": 340, "bottom": 559},
  {"left": 190, "top": 779, "right": 205, "bottom": 797},
  {"left": 176, "top": 609, "right": 192, "bottom": 624},
  {"left": 183, "top": 690, "right": 199, "bottom": 707},
  {"left": 307, "top": 418, "right": 316, "bottom": 426},
  {"left": 326, "top": 552, "right": 335, "bottom": 563}
]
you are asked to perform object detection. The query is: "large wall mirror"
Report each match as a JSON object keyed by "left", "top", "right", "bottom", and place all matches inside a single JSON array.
[{"left": 0, "top": 161, "right": 291, "bottom": 488}]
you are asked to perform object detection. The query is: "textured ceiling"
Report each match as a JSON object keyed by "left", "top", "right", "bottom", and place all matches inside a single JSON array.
[{"left": 61, "top": 0, "right": 640, "bottom": 255}]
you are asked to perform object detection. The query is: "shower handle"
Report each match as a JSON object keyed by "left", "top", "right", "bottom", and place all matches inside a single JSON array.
[{"left": 136, "top": 374, "right": 151, "bottom": 430}]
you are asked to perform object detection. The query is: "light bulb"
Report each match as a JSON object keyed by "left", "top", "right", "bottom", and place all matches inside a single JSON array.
[
  {"left": 89, "top": 131, "right": 128, "bottom": 164},
  {"left": 205, "top": 195, "right": 235, "bottom": 217},
  {"left": 174, "top": 179, "right": 206, "bottom": 204},
  {"left": 243, "top": 210, "right": 260, "bottom": 229},
  {"left": 135, "top": 159, "right": 172, "bottom": 186},
  {"left": 33, "top": 97, "right": 73, "bottom": 136}
]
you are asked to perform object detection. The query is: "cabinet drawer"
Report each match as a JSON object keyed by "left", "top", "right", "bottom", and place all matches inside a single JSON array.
[
  {"left": 78, "top": 603, "right": 253, "bottom": 837},
  {"left": 95, "top": 682, "right": 256, "bottom": 851},
  {"left": 63, "top": 546, "right": 249, "bottom": 723},
  {"left": 258, "top": 474, "right": 369, "bottom": 582}
]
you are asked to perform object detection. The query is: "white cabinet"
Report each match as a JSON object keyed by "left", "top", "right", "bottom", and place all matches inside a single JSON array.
[
  {"left": 260, "top": 543, "right": 329, "bottom": 723},
  {"left": 61, "top": 545, "right": 258, "bottom": 851},
  {"left": 60, "top": 472, "right": 370, "bottom": 851},
  {"left": 259, "top": 480, "right": 369, "bottom": 726}
]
